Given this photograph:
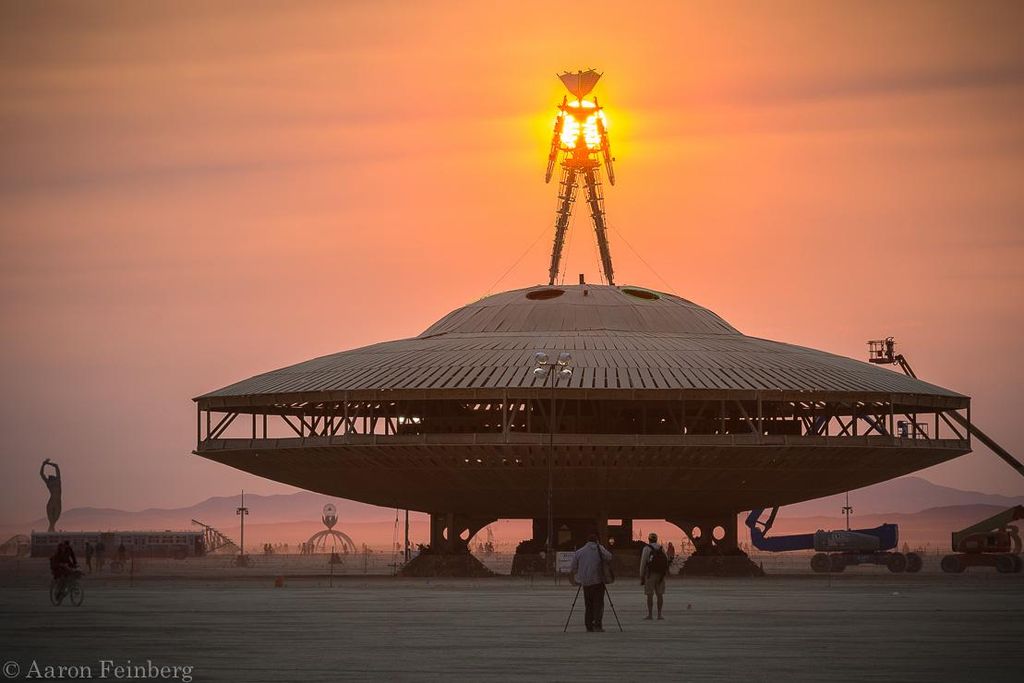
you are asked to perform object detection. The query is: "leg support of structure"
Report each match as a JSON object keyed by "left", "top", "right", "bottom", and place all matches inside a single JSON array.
[
  {"left": 512, "top": 517, "right": 638, "bottom": 577},
  {"left": 429, "top": 513, "right": 497, "bottom": 554},
  {"left": 669, "top": 514, "right": 740, "bottom": 555},
  {"left": 667, "top": 513, "right": 764, "bottom": 577}
]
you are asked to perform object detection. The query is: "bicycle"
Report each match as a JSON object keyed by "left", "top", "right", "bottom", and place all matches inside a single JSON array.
[{"left": 49, "top": 569, "right": 85, "bottom": 607}]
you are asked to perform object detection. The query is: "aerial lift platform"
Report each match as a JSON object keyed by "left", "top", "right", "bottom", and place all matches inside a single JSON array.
[
  {"left": 744, "top": 337, "right": 1022, "bottom": 574},
  {"left": 869, "top": 337, "right": 1023, "bottom": 573},
  {"left": 939, "top": 505, "right": 1023, "bottom": 573},
  {"left": 745, "top": 504, "right": 922, "bottom": 573}
]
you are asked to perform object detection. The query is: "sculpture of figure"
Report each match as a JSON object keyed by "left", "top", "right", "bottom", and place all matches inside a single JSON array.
[
  {"left": 322, "top": 503, "right": 338, "bottom": 529},
  {"left": 39, "top": 459, "right": 62, "bottom": 532}
]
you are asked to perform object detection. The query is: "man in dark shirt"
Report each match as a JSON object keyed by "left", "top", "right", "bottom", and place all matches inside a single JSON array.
[
  {"left": 640, "top": 532, "right": 668, "bottom": 620},
  {"left": 95, "top": 540, "right": 106, "bottom": 572},
  {"left": 50, "top": 541, "right": 78, "bottom": 581}
]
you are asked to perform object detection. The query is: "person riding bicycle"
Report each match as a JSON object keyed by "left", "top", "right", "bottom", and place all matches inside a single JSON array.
[
  {"left": 50, "top": 541, "right": 79, "bottom": 587},
  {"left": 48, "top": 541, "right": 85, "bottom": 606}
]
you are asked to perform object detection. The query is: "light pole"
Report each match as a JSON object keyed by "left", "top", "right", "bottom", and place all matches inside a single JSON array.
[
  {"left": 534, "top": 351, "right": 573, "bottom": 573},
  {"left": 404, "top": 509, "right": 410, "bottom": 563},
  {"left": 236, "top": 490, "right": 249, "bottom": 567}
]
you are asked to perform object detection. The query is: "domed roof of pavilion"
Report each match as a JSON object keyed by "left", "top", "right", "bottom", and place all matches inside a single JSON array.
[
  {"left": 419, "top": 284, "right": 739, "bottom": 337},
  {"left": 198, "top": 284, "right": 965, "bottom": 402}
]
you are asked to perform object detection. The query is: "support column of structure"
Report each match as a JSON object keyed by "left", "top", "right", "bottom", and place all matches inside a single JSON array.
[
  {"left": 667, "top": 513, "right": 764, "bottom": 577},
  {"left": 425, "top": 513, "right": 497, "bottom": 555},
  {"left": 402, "top": 512, "right": 498, "bottom": 577},
  {"left": 511, "top": 516, "right": 642, "bottom": 577}
]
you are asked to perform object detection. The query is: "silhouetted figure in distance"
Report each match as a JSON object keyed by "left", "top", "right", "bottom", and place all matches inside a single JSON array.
[{"left": 39, "top": 459, "right": 62, "bottom": 532}]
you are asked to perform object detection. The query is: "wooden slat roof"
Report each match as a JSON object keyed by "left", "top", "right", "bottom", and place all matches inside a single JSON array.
[{"left": 197, "top": 285, "right": 966, "bottom": 401}]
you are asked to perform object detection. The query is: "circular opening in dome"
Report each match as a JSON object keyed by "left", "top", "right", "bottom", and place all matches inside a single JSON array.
[
  {"left": 621, "top": 287, "right": 659, "bottom": 300},
  {"left": 525, "top": 288, "right": 565, "bottom": 300}
]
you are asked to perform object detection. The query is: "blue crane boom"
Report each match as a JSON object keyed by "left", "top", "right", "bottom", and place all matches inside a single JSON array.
[{"left": 745, "top": 507, "right": 898, "bottom": 553}]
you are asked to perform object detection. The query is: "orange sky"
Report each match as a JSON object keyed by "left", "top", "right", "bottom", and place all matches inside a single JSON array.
[{"left": 1, "top": 1, "right": 1022, "bottom": 523}]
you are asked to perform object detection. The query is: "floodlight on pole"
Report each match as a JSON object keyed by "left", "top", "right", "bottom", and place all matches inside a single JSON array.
[
  {"left": 534, "top": 350, "right": 573, "bottom": 574},
  {"left": 545, "top": 69, "right": 616, "bottom": 287}
]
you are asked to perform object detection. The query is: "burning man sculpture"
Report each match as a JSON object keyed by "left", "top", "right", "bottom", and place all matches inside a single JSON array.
[{"left": 544, "top": 69, "right": 616, "bottom": 286}]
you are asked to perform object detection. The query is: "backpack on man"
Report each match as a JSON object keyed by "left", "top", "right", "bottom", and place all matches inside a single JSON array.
[{"left": 646, "top": 543, "right": 669, "bottom": 575}]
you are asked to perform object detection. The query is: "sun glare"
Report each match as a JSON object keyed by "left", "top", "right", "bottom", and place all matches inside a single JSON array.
[{"left": 557, "top": 99, "right": 608, "bottom": 150}]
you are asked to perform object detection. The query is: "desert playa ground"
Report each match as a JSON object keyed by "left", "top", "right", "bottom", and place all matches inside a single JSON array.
[{"left": 1, "top": 557, "right": 1021, "bottom": 681}]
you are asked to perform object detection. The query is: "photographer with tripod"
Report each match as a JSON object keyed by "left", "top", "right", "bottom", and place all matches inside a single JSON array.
[{"left": 568, "top": 534, "right": 614, "bottom": 632}]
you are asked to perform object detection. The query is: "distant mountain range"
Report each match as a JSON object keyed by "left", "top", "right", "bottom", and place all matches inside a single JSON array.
[
  {"left": 3, "top": 476, "right": 1020, "bottom": 545},
  {"left": 780, "top": 476, "right": 1023, "bottom": 517},
  {"left": 2, "top": 491, "right": 405, "bottom": 537}
]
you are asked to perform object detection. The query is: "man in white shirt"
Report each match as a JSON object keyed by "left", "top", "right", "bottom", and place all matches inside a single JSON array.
[
  {"left": 570, "top": 534, "right": 614, "bottom": 632},
  {"left": 640, "top": 532, "right": 668, "bottom": 620}
]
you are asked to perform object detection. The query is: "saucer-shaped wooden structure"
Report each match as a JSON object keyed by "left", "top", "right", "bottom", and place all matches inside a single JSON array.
[{"left": 194, "top": 284, "right": 972, "bottom": 571}]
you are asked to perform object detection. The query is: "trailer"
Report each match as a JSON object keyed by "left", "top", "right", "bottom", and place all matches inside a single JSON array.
[
  {"left": 31, "top": 530, "right": 205, "bottom": 560},
  {"left": 746, "top": 507, "right": 922, "bottom": 573}
]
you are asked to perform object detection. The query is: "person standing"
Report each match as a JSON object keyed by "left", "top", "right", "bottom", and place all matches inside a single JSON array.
[
  {"left": 640, "top": 532, "right": 669, "bottom": 620},
  {"left": 95, "top": 540, "right": 106, "bottom": 572},
  {"left": 570, "top": 534, "right": 614, "bottom": 632},
  {"left": 84, "top": 542, "right": 94, "bottom": 573}
]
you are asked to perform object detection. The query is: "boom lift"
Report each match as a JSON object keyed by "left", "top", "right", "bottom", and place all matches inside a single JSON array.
[
  {"left": 867, "top": 337, "right": 1024, "bottom": 573},
  {"left": 745, "top": 505, "right": 922, "bottom": 573},
  {"left": 940, "top": 506, "right": 1023, "bottom": 573}
]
